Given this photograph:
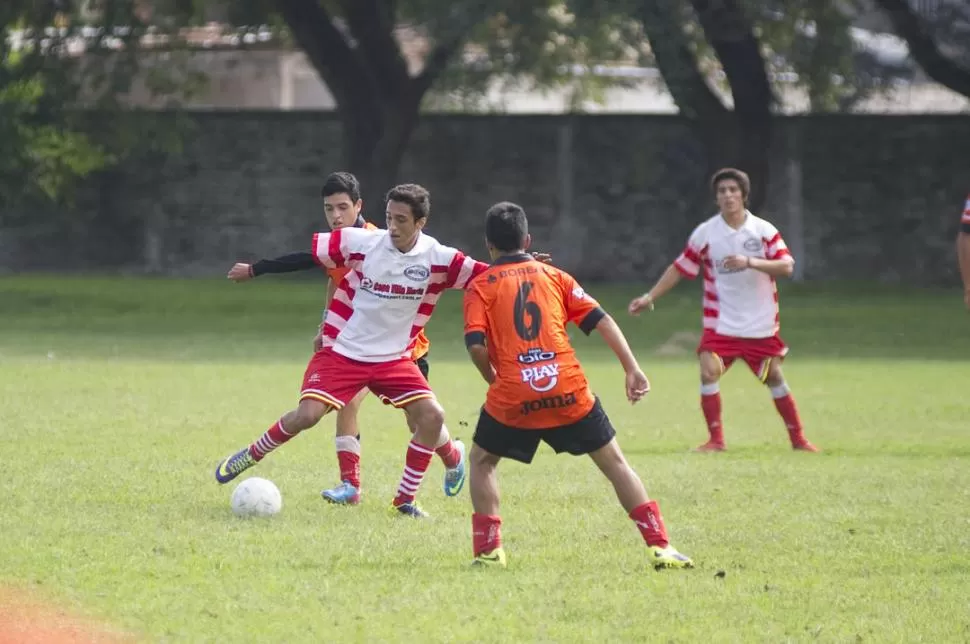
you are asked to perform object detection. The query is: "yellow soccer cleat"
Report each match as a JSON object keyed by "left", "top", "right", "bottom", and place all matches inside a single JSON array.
[
  {"left": 472, "top": 548, "right": 507, "bottom": 569},
  {"left": 650, "top": 545, "right": 694, "bottom": 570}
]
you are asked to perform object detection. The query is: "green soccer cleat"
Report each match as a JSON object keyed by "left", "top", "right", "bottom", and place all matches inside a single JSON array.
[
  {"left": 472, "top": 548, "right": 507, "bottom": 569},
  {"left": 443, "top": 439, "right": 467, "bottom": 497},
  {"left": 649, "top": 545, "right": 694, "bottom": 570}
]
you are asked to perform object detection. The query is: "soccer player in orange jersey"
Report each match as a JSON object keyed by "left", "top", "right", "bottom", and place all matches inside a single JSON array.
[
  {"left": 228, "top": 173, "right": 465, "bottom": 508},
  {"left": 462, "top": 201, "right": 693, "bottom": 570},
  {"left": 629, "top": 168, "right": 817, "bottom": 453},
  {"left": 957, "top": 192, "right": 970, "bottom": 310}
]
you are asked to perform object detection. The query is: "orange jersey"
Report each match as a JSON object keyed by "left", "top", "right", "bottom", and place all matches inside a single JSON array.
[
  {"left": 463, "top": 254, "right": 606, "bottom": 429},
  {"left": 323, "top": 220, "right": 429, "bottom": 361}
]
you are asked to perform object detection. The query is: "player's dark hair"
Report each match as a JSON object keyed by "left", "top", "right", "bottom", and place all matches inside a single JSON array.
[
  {"left": 711, "top": 168, "right": 750, "bottom": 201},
  {"left": 385, "top": 183, "right": 431, "bottom": 221},
  {"left": 321, "top": 171, "right": 361, "bottom": 202},
  {"left": 485, "top": 201, "right": 529, "bottom": 252}
]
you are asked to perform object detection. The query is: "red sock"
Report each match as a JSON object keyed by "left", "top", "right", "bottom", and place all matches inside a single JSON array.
[
  {"left": 248, "top": 419, "right": 295, "bottom": 461},
  {"left": 335, "top": 436, "right": 361, "bottom": 489},
  {"left": 393, "top": 441, "right": 434, "bottom": 506},
  {"left": 435, "top": 440, "right": 461, "bottom": 469},
  {"left": 701, "top": 392, "right": 724, "bottom": 444},
  {"left": 629, "top": 500, "right": 669, "bottom": 548},
  {"left": 472, "top": 513, "right": 503, "bottom": 556},
  {"left": 773, "top": 392, "right": 805, "bottom": 444}
]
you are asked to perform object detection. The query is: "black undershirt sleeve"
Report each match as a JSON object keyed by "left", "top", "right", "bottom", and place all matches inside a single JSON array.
[
  {"left": 251, "top": 252, "right": 318, "bottom": 276},
  {"left": 465, "top": 331, "right": 486, "bottom": 348},
  {"left": 578, "top": 307, "right": 607, "bottom": 335}
]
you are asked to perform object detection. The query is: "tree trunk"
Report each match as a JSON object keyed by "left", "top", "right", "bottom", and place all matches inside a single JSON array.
[
  {"left": 344, "top": 97, "right": 423, "bottom": 218},
  {"left": 689, "top": 0, "right": 774, "bottom": 212}
]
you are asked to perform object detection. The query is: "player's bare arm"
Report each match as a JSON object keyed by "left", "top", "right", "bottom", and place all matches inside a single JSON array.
[
  {"left": 466, "top": 341, "right": 496, "bottom": 385},
  {"left": 629, "top": 265, "right": 683, "bottom": 315},
  {"left": 958, "top": 230, "right": 970, "bottom": 309},
  {"left": 594, "top": 314, "right": 650, "bottom": 403},
  {"left": 227, "top": 251, "right": 318, "bottom": 282},
  {"left": 724, "top": 254, "right": 794, "bottom": 278}
]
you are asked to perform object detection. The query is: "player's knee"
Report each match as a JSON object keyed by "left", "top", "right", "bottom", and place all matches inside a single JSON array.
[
  {"left": 293, "top": 400, "right": 329, "bottom": 429},
  {"left": 698, "top": 353, "right": 722, "bottom": 383},
  {"left": 764, "top": 362, "right": 785, "bottom": 387},
  {"left": 408, "top": 399, "right": 445, "bottom": 438}
]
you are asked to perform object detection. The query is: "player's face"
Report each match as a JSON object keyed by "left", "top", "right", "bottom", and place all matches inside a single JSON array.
[
  {"left": 323, "top": 193, "right": 362, "bottom": 230},
  {"left": 386, "top": 200, "right": 426, "bottom": 251},
  {"left": 715, "top": 179, "right": 745, "bottom": 215}
]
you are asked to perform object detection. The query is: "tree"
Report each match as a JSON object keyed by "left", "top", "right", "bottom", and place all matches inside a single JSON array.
[
  {"left": 873, "top": 0, "right": 970, "bottom": 98},
  {"left": 0, "top": 0, "right": 199, "bottom": 209},
  {"left": 198, "top": 0, "right": 642, "bottom": 207},
  {"left": 625, "top": 0, "right": 775, "bottom": 209}
]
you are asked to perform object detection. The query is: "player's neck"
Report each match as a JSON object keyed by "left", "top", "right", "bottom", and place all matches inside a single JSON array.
[
  {"left": 492, "top": 250, "right": 530, "bottom": 264},
  {"left": 720, "top": 208, "right": 747, "bottom": 229}
]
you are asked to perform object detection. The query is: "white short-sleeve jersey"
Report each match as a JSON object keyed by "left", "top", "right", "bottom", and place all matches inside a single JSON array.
[
  {"left": 312, "top": 227, "right": 487, "bottom": 362},
  {"left": 673, "top": 211, "right": 793, "bottom": 338}
]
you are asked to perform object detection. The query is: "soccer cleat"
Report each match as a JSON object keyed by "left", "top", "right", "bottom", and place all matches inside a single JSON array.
[
  {"left": 472, "top": 547, "right": 508, "bottom": 569},
  {"left": 693, "top": 440, "right": 726, "bottom": 453},
  {"left": 321, "top": 480, "right": 361, "bottom": 505},
  {"left": 215, "top": 448, "right": 256, "bottom": 484},
  {"left": 443, "top": 439, "right": 467, "bottom": 497},
  {"left": 390, "top": 501, "right": 429, "bottom": 519},
  {"left": 792, "top": 440, "right": 819, "bottom": 452},
  {"left": 649, "top": 545, "right": 694, "bottom": 570}
]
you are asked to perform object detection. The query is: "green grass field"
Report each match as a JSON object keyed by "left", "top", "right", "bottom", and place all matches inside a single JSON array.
[{"left": 1, "top": 276, "right": 969, "bottom": 643}]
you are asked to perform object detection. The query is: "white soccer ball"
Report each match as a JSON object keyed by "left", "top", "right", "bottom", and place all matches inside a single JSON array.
[{"left": 230, "top": 477, "right": 282, "bottom": 518}]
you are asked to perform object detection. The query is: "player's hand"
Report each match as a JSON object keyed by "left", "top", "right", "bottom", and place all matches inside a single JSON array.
[
  {"left": 312, "top": 331, "right": 324, "bottom": 352},
  {"left": 227, "top": 263, "right": 254, "bottom": 282},
  {"left": 723, "top": 254, "right": 750, "bottom": 271},
  {"left": 627, "top": 294, "right": 654, "bottom": 316},
  {"left": 625, "top": 369, "right": 650, "bottom": 404},
  {"left": 531, "top": 251, "right": 553, "bottom": 265}
]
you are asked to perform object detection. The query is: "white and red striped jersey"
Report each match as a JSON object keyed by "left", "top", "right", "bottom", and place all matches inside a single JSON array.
[
  {"left": 674, "top": 211, "right": 792, "bottom": 338},
  {"left": 312, "top": 227, "right": 487, "bottom": 362}
]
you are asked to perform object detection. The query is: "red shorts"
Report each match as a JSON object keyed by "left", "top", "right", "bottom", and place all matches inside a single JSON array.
[
  {"left": 697, "top": 330, "right": 789, "bottom": 382},
  {"left": 300, "top": 348, "right": 434, "bottom": 409}
]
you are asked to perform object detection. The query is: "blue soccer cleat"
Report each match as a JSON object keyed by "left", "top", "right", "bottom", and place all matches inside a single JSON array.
[
  {"left": 390, "top": 501, "right": 429, "bottom": 519},
  {"left": 321, "top": 481, "right": 361, "bottom": 505},
  {"left": 215, "top": 448, "right": 256, "bottom": 484}
]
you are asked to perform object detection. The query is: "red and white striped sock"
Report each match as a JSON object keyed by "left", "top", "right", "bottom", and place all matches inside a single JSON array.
[
  {"left": 392, "top": 441, "right": 434, "bottom": 506},
  {"left": 248, "top": 418, "right": 295, "bottom": 461}
]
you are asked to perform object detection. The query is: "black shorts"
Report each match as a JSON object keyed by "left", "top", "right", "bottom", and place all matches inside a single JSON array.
[
  {"left": 473, "top": 397, "right": 616, "bottom": 464},
  {"left": 415, "top": 354, "right": 430, "bottom": 380}
]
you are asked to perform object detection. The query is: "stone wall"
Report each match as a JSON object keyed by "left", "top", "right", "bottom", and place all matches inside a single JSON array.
[{"left": 2, "top": 112, "right": 968, "bottom": 284}]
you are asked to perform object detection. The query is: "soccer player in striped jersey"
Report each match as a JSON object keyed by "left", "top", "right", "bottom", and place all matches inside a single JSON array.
[
  {"left": 217, "top": 183, "right": 486, "bottom": 518},
  {"left": 227, "top": 172, "right": 458, "bottom": 506},
  {"left": 957, "top": 193, "right": 970, "bottom": 310},
  {"left": 628, "top": 168, "right": 818, "bottom": 453}
]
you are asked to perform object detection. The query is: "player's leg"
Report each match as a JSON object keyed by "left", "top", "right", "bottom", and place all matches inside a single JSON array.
[
  {"left": 762, "top": 357, "right": 818, "bottom": 452},
  {"left": 387, "top": 396, "right": 445, "bottom": 517},
  {"left": 696, "top": 350, "right": 728, "bottom": 451},
  {"left": 587, "top": 439, "right": 693, "bottom": 570},
  {"left": 215, "top": 398, "right": 333, "bottom": 484},
  {"left": 467, "top": 408, "right": 543, "bottom": 568},
  {"left": 544, "top": 398, "right": 693, "bottom": 570},
  {"left": 322, "top": 387, "right": 370, "bottom": 505},
  {"left": 214, "top": 348, "right": 364, "bottom": 484},
  {"left": 409, "top": 354, "right": 466, "bottom": 495}
]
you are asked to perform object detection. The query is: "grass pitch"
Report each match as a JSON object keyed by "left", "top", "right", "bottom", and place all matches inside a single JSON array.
[{"left": 1, "top": 276, "right": 968, "bottom": 643}]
